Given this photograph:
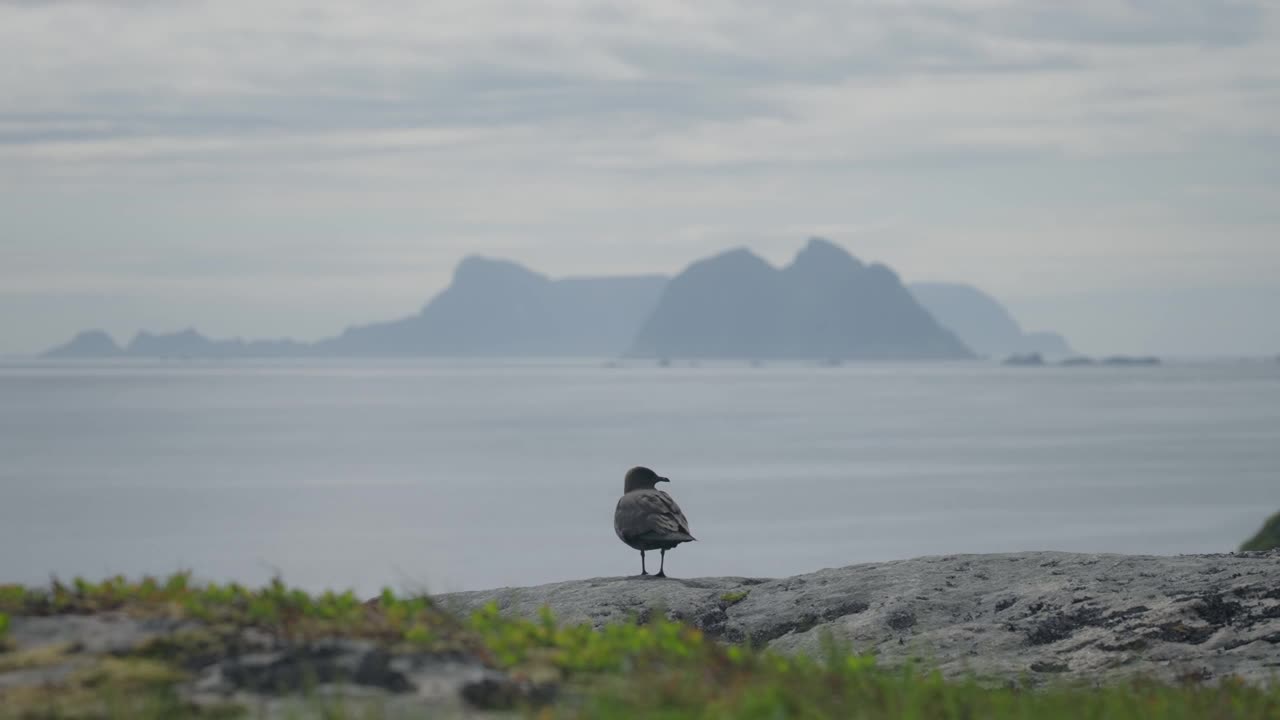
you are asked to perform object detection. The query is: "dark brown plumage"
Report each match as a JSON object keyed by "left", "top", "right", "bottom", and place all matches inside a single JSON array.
[{"left": 614, "top": 466, "right": 696, "bottom": 577}]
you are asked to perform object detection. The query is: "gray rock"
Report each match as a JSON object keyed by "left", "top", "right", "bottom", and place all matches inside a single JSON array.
[
  {"left": 6, "top": 613, "right": 191, "bottom": 654},
  {"left": 442, "top": 551, "right": 1280, "bottom": 685},
  {"left": 1, "top": 614, "right": 545, "bottom": 716},
  {"left": 0, "top": 659, "right": 92, "bottom": 690},
  {"left": 211, "top": 639, "right": 403, "bottom": 694},
  {"left": 183, "top": 638, "right": 552, "bottom": 715}
]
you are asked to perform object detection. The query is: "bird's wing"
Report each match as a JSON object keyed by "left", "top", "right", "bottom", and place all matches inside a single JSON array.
[
  {"left": 615, "top": 490, "right": 695, "bottom": 543},
  {"left": 654, "top": 490, "right": 694, "bottom": 538}
]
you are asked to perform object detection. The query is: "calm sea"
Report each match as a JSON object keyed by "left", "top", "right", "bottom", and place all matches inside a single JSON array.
[{"left": 2, "top": 359, "right": 1278, "bottom": 595}]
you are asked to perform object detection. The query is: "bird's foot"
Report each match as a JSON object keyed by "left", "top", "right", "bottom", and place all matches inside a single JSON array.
[
  {"left": 638, "top": 571, "right": 649, "bottom": 577},
  {"left": 655, "top": 570, "right": 667, "bottom": 578}
]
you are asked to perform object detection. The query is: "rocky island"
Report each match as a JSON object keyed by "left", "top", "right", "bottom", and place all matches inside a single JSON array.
[
  {"left": 631, "top": 238, "right": 973, "bottom": 360},
  {"left": 40, "top": 239, "right": 1095, "bottom": 364},
  {"left": 313, "top": 257, "right": 668, "bottom": 357},
  {"left": 1003, "top": 354, "right": 1164, "bottom": 368},
  {"left": 909, "top": 283, "right": 1073, "bottom": 359},
  {"left": 42, "top": 260, "right": 669, "bottom": 360},
  {"left": 44, "top": 328, "right": 310, "bottom": 359}
]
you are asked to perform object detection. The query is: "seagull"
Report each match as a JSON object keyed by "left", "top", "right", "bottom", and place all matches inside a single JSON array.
[{"left": 613, "top": 466, "right": 696, "bottom": 578}]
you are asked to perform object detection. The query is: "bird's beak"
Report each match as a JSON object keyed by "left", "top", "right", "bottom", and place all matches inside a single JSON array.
[{"left": 658, "top": 476, "right": 670, "bottom": 483}]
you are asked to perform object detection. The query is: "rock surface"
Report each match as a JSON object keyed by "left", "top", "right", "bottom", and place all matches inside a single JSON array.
[
  {"left": 3, "top": 551, "right": 1277, "bottom": 715},
  {"left": 442, "top": 551, "right": 1280, "bottom": 685},
  {"left": 185, "top": 640, "right": 543, "bottom": 718},
  {"left": 1, "top": 613, "right": 545, "bottom": 718},
  {"left": 7, "top": 614, "right": 192, "bottom": 654}
]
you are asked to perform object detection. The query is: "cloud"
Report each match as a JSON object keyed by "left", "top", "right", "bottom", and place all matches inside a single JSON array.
[
  {"left": 0, "top": 0, "right": 1277, "bottom": 353},
  {"left": 2, "top": 0, "right": 1275, "bottom": 174}
]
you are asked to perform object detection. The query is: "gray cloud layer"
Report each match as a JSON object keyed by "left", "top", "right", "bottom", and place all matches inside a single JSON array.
[{"left": 1, "top": 1, "right": 1278, "bottom": 354}]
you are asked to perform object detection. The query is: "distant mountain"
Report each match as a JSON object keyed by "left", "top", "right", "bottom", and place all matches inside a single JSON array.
[
  {"left": 127, "top": 329, "right": 309, "bottom": 358},
  {"left": 44, "top": 258, "right": 668, "bottom": 359},
  {"left": 50, "top": 247, "right": 1073, "bottom": 362},
  {"left": 909, "top": 283, "right": 1073, "bottom": 358},
  {"left": 44, "top": 330, "right": 123, "bottom": 358},
  {"left": 314, "top": 257, "right": 668, "bottom": 356},
  {"left": 45, "top": 328, "right": 309, "bottom": 359},
  {"left": 630, "top": 238, "right": 973, "bottom": 360}
]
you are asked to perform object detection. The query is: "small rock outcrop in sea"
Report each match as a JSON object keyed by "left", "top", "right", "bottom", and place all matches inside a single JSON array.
[
  {"left": 442, "top": 551, "right": 1280, "bottom": 686},
  {"left": 1102, "top": 355, "right": 1161, "bottom": 366},
  {"left": 1002, "top": 353, "right": 1045, "bottom": 366},
  {"left": 1049, "top": 355, "right": 1163, "bottom": 368}
]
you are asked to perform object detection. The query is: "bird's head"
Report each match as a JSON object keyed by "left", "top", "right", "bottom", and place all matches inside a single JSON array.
[{"left": 624, "top": 466, "right": 669, "bottom": 493}]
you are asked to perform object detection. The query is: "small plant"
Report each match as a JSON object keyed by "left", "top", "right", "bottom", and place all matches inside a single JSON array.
[
  {"left": 1241, "top": 511, "right": 1280, "bottom": 551},
  {"left": 0, "top": 611, "right": 10, "bottom": 652},
  {"left": 719, "top": 590, "right": 749, "bottom": 605}
]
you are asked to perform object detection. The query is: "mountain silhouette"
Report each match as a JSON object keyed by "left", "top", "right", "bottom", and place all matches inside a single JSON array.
[
  {"left": 44, "top": 243, "right": 1077, "bottom": 362},
  {"left": 44, "top": 330, "right": 123, "bottom": 358},
  {"left": 909, "top": 283, "right": 1073, "bottom": 358},
  {"left": 630, "top": 238, "right": 973, "bottom": 360},
  {"left": 42, "top": 259, "right": 667, "bottom": 359},
  {"left": 44, "top": 328, "right": 311, "bottom": 358},
  {"left": 314, "top": 256, "right": 668, "bottom": 356}
]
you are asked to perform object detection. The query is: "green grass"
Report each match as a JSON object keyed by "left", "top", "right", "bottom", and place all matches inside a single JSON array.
[
  {"left": 569, "top": 665, "right": 1279, "bottom": 719},
  {"left": 1241, "top": 511, "right": 1280, "bottom": 551},
  {"left": 0, "top": 574, "right": 468, "bottom": 653},
  {"left": 2, "top": 573, "right": 1279, "bottom": 719}
]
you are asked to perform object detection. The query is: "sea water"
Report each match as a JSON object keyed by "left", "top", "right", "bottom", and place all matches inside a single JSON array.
[{"left": 2, "top": 359, "right": 1277, "bottom": 595}]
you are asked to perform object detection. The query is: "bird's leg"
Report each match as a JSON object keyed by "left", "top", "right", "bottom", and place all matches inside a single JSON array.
[
  {"left": 639, "top": 550, "right": 649, "bottom": 576},
  {"left": 656, "top": 549, "right": 667, "bottom": 578}
]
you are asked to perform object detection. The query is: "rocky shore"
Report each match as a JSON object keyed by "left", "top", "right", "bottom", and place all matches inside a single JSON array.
[
  {"left": 2, "top": 551, "right": 1278, "bottom": 716},
  {"left": 443, "top": 551, "right": 1280, "bottom": 685}
]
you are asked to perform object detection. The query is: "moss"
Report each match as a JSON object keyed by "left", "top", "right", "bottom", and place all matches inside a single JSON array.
[
  {"left": 719, "top": 591, "right": 749, "bottom": 606},
  {"left": 0, "top": 686, "right": 237, "bottom": 720},
  {"left": 0, "top": 574, "right": 466, "bottom": 650},
  {"left": 135, "top": 627, "right": 237, "bottom": 670},
  {"left": 0, "top": 657, "right": 213, "bottom": 720},
  {"left": 0, "top": 642, "right": 74, "bottom": 673},
  {"left": 76, "top": 657, "right": 187, "bottom": 689},
  {"left": 1241, "top": 511, "right": 1280, "bottom": 551}
]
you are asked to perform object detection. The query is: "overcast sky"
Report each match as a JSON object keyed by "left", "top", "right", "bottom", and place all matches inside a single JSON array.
[{"left": 2, "top": 0, "right": 1278, "bottom": 356}]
